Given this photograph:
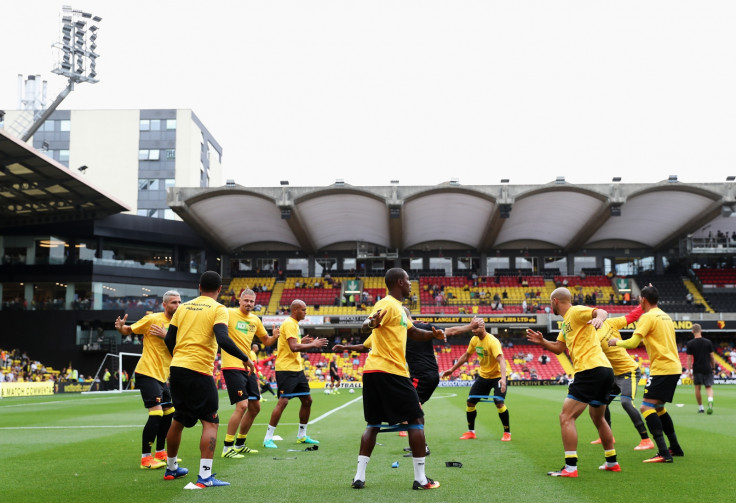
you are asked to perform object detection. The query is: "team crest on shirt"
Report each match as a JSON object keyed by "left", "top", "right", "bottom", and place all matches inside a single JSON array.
[
  {"left": 155, "top": 397, "right": 161, "bottom": 403},
  {"left": 237, "top": 390, "right": 243, "bottom": 396},
  {"left": 476, "top": 347, "right": 485, "bottom": 357}
]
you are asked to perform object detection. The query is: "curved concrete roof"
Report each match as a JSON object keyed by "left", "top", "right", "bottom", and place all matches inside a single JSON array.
[{"left": 169, "top": 179, "right": 734, "bottom": 254}]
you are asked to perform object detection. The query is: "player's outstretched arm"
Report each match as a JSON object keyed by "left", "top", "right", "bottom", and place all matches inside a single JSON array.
[
  {"left": 332, "top": 344, "right": 369, "bottom": 353},
  {"left": 525, "top": 329, "right": 566, "bottom": 354},
  {"left": 256, "top": 324, "right": 279, "bottom": 347},
  {"left": 362, "top": 309, "right": 385, "bottom": 334},
  {"left": 611, "top": 333, "right": 643, "bottom": 349},
  {"left": 441, "top": 352, "right": 470, "bottom": 378},
  {"left": 445, "top": 317, "right": 483, "bottom": 336}
]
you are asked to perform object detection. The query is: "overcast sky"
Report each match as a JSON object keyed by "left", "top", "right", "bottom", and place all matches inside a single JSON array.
[{"left": 3, "top": 1, "right": 736, "bottom": 188}]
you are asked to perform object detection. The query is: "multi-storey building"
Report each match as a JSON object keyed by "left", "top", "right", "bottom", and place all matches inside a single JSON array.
[{"left": 2, "top": 108, "right": 223, "bottom": 218}]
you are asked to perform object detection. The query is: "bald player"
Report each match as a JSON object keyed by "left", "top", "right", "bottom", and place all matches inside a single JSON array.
[
  {"left": 526, "top": 287, "right": 618, "bottom": 477},
  {"left": 262, "top": 300, "right": 327, "bottom": 448}
]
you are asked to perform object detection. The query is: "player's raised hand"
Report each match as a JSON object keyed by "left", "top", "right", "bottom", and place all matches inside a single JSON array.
[
  {"left": 332, "top": 344, "right": 346, "bottom": 352},
  {"left": 114, "top": 314, "right": 128, "bottom": 332},
  {"left": 313, "top": 337, "right": 328, "bottom": 348},
  {"left": 302, "top": 335, "right": 314, "bottom": 344},
  {"left": 526, "top": 328, "right": 544, "bottom": 344},
  {"left": 431, "top": 327, "right": 446, "bottom": 342},
  {"left": 368, "top": 309, "right": 385, "bottom": 329}
]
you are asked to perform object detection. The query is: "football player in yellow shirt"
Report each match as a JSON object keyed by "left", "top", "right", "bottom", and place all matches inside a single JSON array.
[
  {"left": 115, "top": 290, "right": 181, "bottom": 470},
  {"left": 262, "top": 299, "right": 328, "bottom": 448},
  {"left": 351, "top": 268, "right": 445, "bottom": 491},
  {"left": 608, "top": 285, "right": 684, "bottom": 463},
  {"left": 220, "top": 288, "right": 278, "bottom": 458},
  {"left": 163, "top": 271, "right": 254, "bottom": 488},
  {"left": 526, "top": 287, "right": 618, "bottom": 477}
]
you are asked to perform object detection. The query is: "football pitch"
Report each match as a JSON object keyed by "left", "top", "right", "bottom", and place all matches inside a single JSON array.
[{"left": 2, "top": 384, "right": 733, "bottom": 503}]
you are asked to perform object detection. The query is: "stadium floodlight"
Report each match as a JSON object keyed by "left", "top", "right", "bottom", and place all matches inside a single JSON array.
[
  {"left": 555, "top": 176, "right": 565, "bottom": 185},
  {"left": 280, "top": 208, "right": 292, "bottom": 219},
  {"left": 52, "top": 5, "right": 102, "bottom": 85},
  {"left": 612, "top": 177, "right": 622, "bottom": 182},
  {"left": 390, "top": 179, "right": 399, "bottom": 184},
  {"left": 21, "top": 7, "right": 103, "bottom": 141},
  {"left": 501, "top": 179, "right": 509, "bottom": 183},
  {"left": 668, "top": 175, "right": 678, "bottom": 183},
  {"left": 280, "top": 180, "right": 289, "bottom": 186},
  {"left": 727, "top": 176, "right": 735, "bottom": 181}
]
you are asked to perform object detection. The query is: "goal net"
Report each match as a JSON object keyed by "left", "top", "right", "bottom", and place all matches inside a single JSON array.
[{"left": 84, "top": 352, "right": 141, "bottom": 394}]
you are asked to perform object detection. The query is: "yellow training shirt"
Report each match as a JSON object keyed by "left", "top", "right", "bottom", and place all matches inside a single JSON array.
[
  {"left": 634, "top": 307, "right": 680, "bottom": 375},
  {"left": 131, "top": 312, "right": 172, "bottom": 382},
  {"left": 169, "top": 296, "right": 229, "bottom": 375},
  {"left": 364, "top": 295, "right": 413, "bottom": 377},
  {"left": 221, "top": 308, "right": 268, "bottom": 370},
  {"left": 597, "top": 316, "right": 638, "bottom": 375},
  {"left": 275, "top": 316, "right": 303, "bottom": 372},
  {"left": 467, "top": 332, "right": 503, "bottom": 379},
  {"left": 556, "top": 305, "right": 611, "bottom": 374}
]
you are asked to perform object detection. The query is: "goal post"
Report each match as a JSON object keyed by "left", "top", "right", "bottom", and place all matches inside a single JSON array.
[{"left": 83, "top": 352, "right": 141, "bottom": 394}]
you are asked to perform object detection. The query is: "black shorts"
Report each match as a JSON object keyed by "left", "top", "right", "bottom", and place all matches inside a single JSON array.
[
  {"left": 643, "top": 374, "right": 680, "bottom": 403},
  {"left": 693, "top": 372, "right": 714, "bottom": 387},
  {"left": 567, "top": 367, "right": 614, "bottom": 406},
  {"left": 276, "top": 370, "right": 310, "bottom": 399},
  {"left": 468, "top": 376, "right": 506, "bottom": 405},
  {"left": 330, "top": 370, "right": 340, "bottom": 382},
  {"left": 362, "top": 372, "right": 423, "bottom": 425},
  {"left": 411, "top": 372, "right": 440, "bottom": 404},
  {"left": 223, "top": 369, "right": 260, "bottom": 404},
  {"left": 169, "top": 366, "right": 219, "bottom": 428},
  {"left": 608, "top": 368, "right": 641, "bottom": 403},
  {"left": 135, "top": 373, "right": 172, "bottom": 409}
]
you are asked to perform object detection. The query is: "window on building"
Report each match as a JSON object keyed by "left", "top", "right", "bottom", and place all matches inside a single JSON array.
[
  {"left": 59, "top": 150, "right": 69, "bottom": 162},
  {"left": 139, "top": 149, "right": 160, "bottom": 161},
  {"left": 138, "top": 179, "right": 160, "bottom": 191},
  {"left": 139, "top": 119, "right": 150, "bottom": 131},
  {"left": 59, "top": 120, "right": 70, "bottom": 132},
  {"left": 164, "top": 178, "right": 175, "bottom": 189},
  {"left": 41, "top": 121, "right": 54, "bottom": 132},
  {"left": 166, "top": 149, "right": 176, "bottom": 160},
  {"left": 150, "top": 119, "right": 161, "bottom": 131},
  {"left": 166, "top": 119, "right": 176, "bottom": 130}
]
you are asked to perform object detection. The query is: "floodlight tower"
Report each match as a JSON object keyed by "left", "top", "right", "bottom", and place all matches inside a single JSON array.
[{"left": 19, "top": 5, "right": 102, "bottom": 142}]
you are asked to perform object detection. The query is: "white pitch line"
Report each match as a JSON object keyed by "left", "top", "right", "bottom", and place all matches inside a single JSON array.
[
  {"left": 0, "top": 425, "right": 141, "bottom": 430},
  {"left": 309, "top": 395, "right": 362, "bottom": 424}
]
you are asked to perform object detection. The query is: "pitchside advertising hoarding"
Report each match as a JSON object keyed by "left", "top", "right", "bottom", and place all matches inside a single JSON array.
[
  {"left": 261, "top": 315, "right": 540, "bottom": 325},
  {"left": 551, "top": 319, "right": 731, "bottom": 332}
]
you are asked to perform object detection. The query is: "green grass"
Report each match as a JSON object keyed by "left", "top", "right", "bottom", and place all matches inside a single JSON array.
[{"left": 1, "top": 384, "right": 733, "bottom": 503}]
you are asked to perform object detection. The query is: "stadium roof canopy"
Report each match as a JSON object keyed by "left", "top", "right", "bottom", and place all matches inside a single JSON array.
[
  {"left": 170, "top": 178, "right": 736, "bottom": 255},
  {"left": 0, "top": 128, "right": 129, "bottom": 228}
]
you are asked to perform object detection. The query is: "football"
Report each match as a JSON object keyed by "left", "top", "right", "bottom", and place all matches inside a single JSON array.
[{"left": 349, "top": 389, "right": 355, "bottom": 394}]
